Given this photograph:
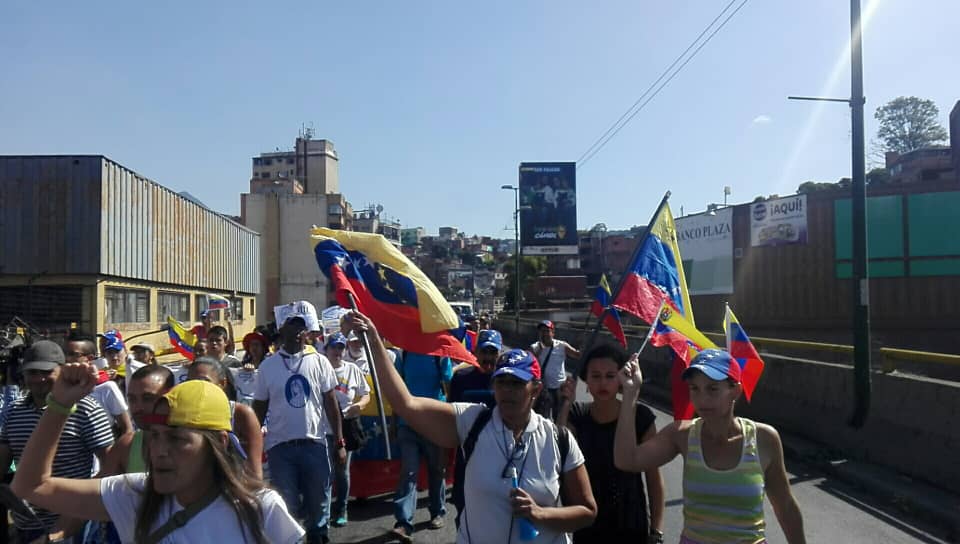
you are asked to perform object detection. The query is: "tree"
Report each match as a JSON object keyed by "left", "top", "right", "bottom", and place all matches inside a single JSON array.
[
  {"left": 502, "top": 256, "right": 547, "bottom": 311},
  {"left": 875, "top": 96, "right": 948, "bottom": 155},
  {"left": 866, "top": 167, "right": 890, "bottom": 186}
]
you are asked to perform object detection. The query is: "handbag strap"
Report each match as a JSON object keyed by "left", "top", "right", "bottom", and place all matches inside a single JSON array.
[{"left": 144, "top": 487, "right": 221, "bottom": 544}]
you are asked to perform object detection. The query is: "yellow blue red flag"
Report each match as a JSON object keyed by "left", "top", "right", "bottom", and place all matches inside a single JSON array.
[
  {"left": 311, "top": 228, "right": 476, "bottom": 364},
  {"left": 590, "top": 274, "right": 626, "bottom": 346},
  {"left": 724, "top": 304, "right": 764, "bottom": 401},
  {"left": 167, "top": 316, "right": 198, "bottom": 360}
]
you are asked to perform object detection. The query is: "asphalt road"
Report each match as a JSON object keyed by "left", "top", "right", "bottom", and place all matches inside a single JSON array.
[{"left": 328, "top": 384, "right": 953, "bottom": 543}]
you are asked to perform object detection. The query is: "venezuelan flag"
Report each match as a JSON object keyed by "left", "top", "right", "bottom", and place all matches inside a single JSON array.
[
  {"left": 724, "top": 305, "right": 765, "bottom": 401},
  {"left": 311, "top": 228, "right": 476, "bottom": 364},
  {"left": 648, "top": 302, "right": 717, "bottom": 420},
  {"left": 612, "top": 202, "right": 694, "bottom": 326},
  {"left": 591, "top": 274, "right": 626, "bottom": 347},
  {"left": 207, "top": 294, "right": 230, "bottom": 311},
  {"left": 167, "top": 316, "right": 198, "bottom": 360}
]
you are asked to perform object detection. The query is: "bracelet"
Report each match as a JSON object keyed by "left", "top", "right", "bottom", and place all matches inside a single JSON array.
[
  {"left": 45, "top": 393, "right": 77, "bottom": 416},
  {"left": 336, "top": 438, "right": 346, "bottom": 448}
]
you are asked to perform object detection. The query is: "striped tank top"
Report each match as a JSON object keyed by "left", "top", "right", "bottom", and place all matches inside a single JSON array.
[{"left": 682, "top": 417, "right": 766, "bottom": 544}]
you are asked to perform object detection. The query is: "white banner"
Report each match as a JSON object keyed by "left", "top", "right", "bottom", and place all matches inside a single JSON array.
[
  {"left": 676, "top": 208, "right": 734, "bottom": 295},
  {"left": 750, "top": 194, "right": 808, "bottom": 247}
]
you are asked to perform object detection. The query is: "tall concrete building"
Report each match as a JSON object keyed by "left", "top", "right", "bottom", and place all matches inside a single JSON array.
[{"left": 242, "top": 134, "right": 352, "bottom": 323}]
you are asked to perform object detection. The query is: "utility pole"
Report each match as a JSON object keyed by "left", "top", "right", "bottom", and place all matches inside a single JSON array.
[
  {"left": 788, "top": 0, "right": 871, "bottom": 427},
  {"left": 849, "top": 0, "right": 871, "bottom": 428},
  {"left": 501, "top": 185, "right": 521, "bottom": 332}
]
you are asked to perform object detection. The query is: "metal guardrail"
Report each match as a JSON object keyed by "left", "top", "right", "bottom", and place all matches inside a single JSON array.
[
  {"left": 880, "top": 347, "right": 960, "bottom": 372},
  {"left": 506, "top": 316, "right": 955, "bottom": 371}
]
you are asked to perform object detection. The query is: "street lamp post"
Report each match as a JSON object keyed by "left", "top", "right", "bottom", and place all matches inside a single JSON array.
[
  {"left": 788, "top": 0, "right": 870, "bottom": 427},
  {"left": 502, "top": 184, "right": 521, "bottom": 331}
]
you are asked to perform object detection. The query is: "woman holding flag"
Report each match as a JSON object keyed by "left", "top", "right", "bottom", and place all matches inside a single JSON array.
[{"left": 613, "top": 349, "right": 806, "bottom": 544}]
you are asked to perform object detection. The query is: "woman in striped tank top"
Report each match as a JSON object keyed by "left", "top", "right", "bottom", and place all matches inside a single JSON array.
[{"left": 613, "top": 349, "right": 806, "bottom": 544}]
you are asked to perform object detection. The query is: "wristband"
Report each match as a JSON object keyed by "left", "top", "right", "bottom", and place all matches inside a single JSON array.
[
  {"left": 45, "top": 393, "right": 77, "bottom": 416},
  {"left": 336, "top": 438, "right": 346, "bottom": 448}
]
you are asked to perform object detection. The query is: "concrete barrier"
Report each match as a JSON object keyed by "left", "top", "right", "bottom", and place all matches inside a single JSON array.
[{"left": 495, "top": 319, "right": 960, "bottom": 493}]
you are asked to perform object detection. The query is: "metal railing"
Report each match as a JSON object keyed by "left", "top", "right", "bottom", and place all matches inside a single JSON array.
[{"left": 503, "top": 316, "right": 955, "bottom": 372}]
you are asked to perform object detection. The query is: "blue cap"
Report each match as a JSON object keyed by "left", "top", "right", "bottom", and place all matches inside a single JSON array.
[
  {"left": 682, "top": 349, "right": 742, "bottom": 382},
  {"left": 325, "top": 332, "right": 347, "bottom": 348},
  {"left": 102, "top": 332, "right": 124, "bottom": 353},
  {"left": 492, "top": 349, "right": 542, "bottom": 382},
  {"left": 537, "top": 320, "right": 554, "bottom": 330},
  {"left": 477, "top": 330, "right": 502, "bottom": 351},
  {"left": 200, "top": 309, "right": 212, "bottom": 318}
]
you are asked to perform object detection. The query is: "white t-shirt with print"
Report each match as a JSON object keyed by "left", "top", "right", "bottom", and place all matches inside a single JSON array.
[
  {"left": 452, "top": 403, "right": 585, "bottom": 544},
  {"left": 254, "top": 346, "right": 337, "bottom": 450},
  {"left": 331, "top": 361, "right": 370, "bottom": 415},
  {"left": 229, "top": 367, "right": 259, "bottom": 406},
  {"left": 342, "top": 350, "right": 370, "bottom": 374},
  {"left": 100, "top": 473, "right": 304, "bottom": 543},
  {"left": 530, "top": 340, "right": 573, "bottom": 390}
]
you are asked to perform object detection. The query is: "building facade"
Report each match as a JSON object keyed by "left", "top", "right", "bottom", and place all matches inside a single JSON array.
[
  {"left": 242, "top": 136, "right": 352, "bottom": 323},
  {"left": 0, "top": 155, "right": 260, "bottom": 355}
]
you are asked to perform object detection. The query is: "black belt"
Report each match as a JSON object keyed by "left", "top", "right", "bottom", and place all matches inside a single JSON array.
[{"left": 274, "top": 438, "right": 320, "bottom": 448}]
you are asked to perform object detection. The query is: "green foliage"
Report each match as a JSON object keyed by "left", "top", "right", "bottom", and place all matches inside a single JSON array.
[
  {"left": 503, "top": 256, "right": 547, "bottom": 310},
  {"left": 874, "top": 96, "right": 948, "bottom": 155}
]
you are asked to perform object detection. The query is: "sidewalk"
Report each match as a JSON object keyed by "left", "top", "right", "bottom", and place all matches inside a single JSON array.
[{"left": 780, "top": 432, "right": 960, "bottom": 541}]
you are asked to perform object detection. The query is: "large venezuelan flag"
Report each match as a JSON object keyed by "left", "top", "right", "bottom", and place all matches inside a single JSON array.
[
  {"left": 311, "top": 228, "right": 476, "bottom": 364},
  {"left": 167, "top": 316, "right": 198, "bottom": 360},
  {"left": 612, "top": 202, "right": 694, "bottom": 326},
  {"left": 590, "top": 274, "right": 626, "bottom": 346},
  {"left": 724, "top": 305, "right": 765, "bottom": 402}
]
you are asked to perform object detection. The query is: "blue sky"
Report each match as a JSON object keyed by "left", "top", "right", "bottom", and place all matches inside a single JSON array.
[{"left": 2, "top": 1, "right": 957, "bottom": 237}]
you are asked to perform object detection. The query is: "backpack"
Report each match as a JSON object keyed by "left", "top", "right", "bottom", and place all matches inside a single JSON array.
[{"left": 452, "top": 407, "right": 571, "bottom": 528}]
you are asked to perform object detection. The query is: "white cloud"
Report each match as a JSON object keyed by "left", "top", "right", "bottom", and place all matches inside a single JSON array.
[{"left": 752, "top": 115, "right": 773, "bottom": 125}]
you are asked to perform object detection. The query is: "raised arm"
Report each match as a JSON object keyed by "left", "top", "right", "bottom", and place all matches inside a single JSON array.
[
  {"left": 10, "top": 363, "right": 110, "bottom": 522},
  {"left": 613, "top": 359, "right": 680, "bottom": 472},
  {"left": 759, "top": 424, "right": 805, "bottom": 544},
  {"left": 343, "top": 311, "right": 460, "bottom": 449},
  {"left": 233, "top": 403, "right": 264, "bottom": 478}
]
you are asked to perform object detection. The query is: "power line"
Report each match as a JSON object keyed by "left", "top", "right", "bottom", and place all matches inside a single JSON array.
[{"left": 577, "top": 0, "right": 750, "bottom": 169}]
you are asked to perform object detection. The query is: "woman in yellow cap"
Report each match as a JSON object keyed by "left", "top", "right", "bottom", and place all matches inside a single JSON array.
[{"left": 11, "top": 362, "right": 304, "bottom": 543}]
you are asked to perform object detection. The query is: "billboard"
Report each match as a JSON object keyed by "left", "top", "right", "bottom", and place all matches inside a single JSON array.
[
  {"left": 675, "top": 208, "right": 734, "bottom": 295},
  {"left": 751, "top": 194, "right": 808, "bottom": 247},
  {"left": 518, "top": 162, "right": 578, "bottom": 255}
]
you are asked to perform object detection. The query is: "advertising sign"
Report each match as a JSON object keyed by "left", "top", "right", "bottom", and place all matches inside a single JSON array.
[
  {"left": 751, "top": 194, "right": 808, "bottom": 247},
  {"left": 676, "top": 207, "right": 734, "bottom": 295},
  {"left": 518, "top": 162, "right": 578, "bottom": 255}
]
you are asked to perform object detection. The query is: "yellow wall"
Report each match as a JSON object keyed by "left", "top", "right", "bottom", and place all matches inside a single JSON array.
[{"left": 96, "top": 280, "right": 258, "bottom": 362}]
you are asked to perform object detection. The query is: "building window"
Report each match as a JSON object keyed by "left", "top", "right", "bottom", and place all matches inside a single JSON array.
[
  {"left": 261, "top": 172, "right": 270, "bottom": 179},
  {"left": 231, "top": 296, "right": 244, "bottom": 320},
  {"left": 286, "top": 157, "right": 295, "bottom": 164},
  {"left": 105, "top": 287, "right": 149, "bottom": 324},
  {"left": 264, "top": 159, "right": 273, "bottom": 166},
  {"left": 158, "top": 291, "right": 190, "bottom": 322},
  {"left": 250, "top": 298, "right": 255, "bottom": 317},
  {"left": 253, "top": 158, "right": 262, "bottom": 166},
  {"left": 195, "top": 294, "right": 208, "bottom": 320}
]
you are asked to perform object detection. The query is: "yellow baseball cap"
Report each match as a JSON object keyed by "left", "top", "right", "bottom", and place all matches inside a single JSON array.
[{"left": 142, "top": 380, "right": 231, "bottom": 431}]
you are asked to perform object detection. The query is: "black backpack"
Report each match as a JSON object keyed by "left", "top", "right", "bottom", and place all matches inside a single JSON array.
[{"left": 452, "top": 407, "right": 571, "bottom": 528}]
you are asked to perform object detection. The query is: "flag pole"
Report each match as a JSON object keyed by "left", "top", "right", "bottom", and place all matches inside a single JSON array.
[
  {"left": 578, "top": 191, "right": 672, "bottom": 371},
  {"left": 346, "top": 292, "right": 392, "bottom": 460}
]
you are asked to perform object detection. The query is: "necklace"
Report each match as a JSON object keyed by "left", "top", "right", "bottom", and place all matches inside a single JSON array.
[{"left": 280, "top": 351, "right": 304, "bottom": 375}]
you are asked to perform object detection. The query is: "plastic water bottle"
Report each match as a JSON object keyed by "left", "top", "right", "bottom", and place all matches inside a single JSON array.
[{"left": 508, "top": 467, "right": 540, "bottom": 541}]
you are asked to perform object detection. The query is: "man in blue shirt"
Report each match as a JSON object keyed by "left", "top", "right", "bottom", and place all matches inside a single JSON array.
[
  {"left": 448, "top": 330, "right": 501, "bottom": 408},
  {"left": 390, "top": 351, "right": 453, "bottom": 542}
]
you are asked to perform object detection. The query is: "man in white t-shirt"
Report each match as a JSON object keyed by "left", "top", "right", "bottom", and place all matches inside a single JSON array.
[
  {"left": 529, "top": 320, "right": 581, "bottom": 421},
  {"left": 252, "top": 312, "right": 345, "bottom": 544}
]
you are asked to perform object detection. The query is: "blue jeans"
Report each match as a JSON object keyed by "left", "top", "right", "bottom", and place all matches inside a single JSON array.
[
  {"left": 269, "top": 440, "right": 332, "bottom": 540},
  {"left": 326, "top": 434, "right": 353, "bottom": 517},
  {"left": 394, "top": 425, "right": 446, "bottom": 531}
]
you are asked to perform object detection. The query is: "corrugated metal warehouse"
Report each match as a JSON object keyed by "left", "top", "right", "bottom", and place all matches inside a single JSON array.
[{"left": 0, "top": 155, "right": 260, "bottom": 348}]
